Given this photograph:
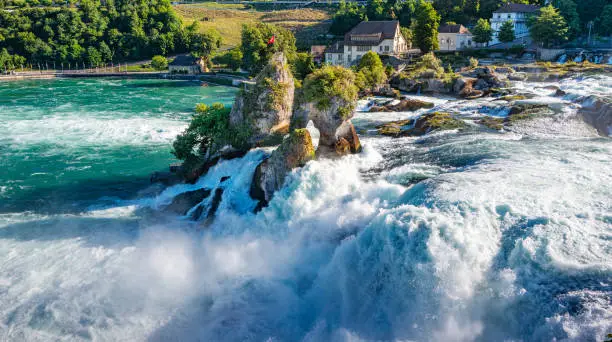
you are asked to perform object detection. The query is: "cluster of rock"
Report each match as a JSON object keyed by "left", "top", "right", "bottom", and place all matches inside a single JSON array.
[
  {"left": 389, "top": 66, "right": 509, "bottom": 100},
  {"left": 377, "top": 112, "right": 466, "bottom": 137},
  {"left": 163, "top": 53, "right": 362, "bottom": 213},
  {"left": 368, "top": 98, "right": 434, "bottom": 112}
]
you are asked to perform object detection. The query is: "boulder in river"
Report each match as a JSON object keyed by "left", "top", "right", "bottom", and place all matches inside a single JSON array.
[
  {"left": 368, "top": 98, "right": 435, "bottom": 112},
  {"left": 163, "top": 188, "right": 212, "bottom": 216},
  {"left": 250, "top": 129, "right": 316, "bottom": 210},
  {"left": 579, "top": 96, "right": 612, "bottom": 136},
  {"left": 377, "top": 112, "right": 466, "bottom": 137}
]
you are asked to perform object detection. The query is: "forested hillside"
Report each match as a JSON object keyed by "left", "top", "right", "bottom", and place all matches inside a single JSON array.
[{"left": 0, "top": 0, "right": 200, "bottom": 69}]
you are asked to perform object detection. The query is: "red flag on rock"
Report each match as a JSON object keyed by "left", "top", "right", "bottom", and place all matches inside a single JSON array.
[{"left": 267, "top": 35, "right": 275, "bottom": 45}]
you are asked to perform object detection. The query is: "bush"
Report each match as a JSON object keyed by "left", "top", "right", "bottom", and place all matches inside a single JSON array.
[
  {"left": 173, "top": 103, "right": 250, "bottom": 161},
  {"left": 151, "top": 56, "right": 168, "bottom": 71},
  {"left": 355, "top": 51, "right": 387, "bottom": 90},
  {"left": 469, "top": 57, "right": 479, "bottom": 69},
  {"left": 417, "top": 52, "right": 444, "bottom": 76}
]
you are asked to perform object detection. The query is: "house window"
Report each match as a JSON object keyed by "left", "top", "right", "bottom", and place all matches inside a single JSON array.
[
  {"left": 357, "top": 46, "right": 369, "bottom": 52},
  {"left": 379, "top": 46, "right": 383, "bottom": 52},
  {"left": 508, "top": 14, "right": 511, "bottom": 19},
  {"left": 384, "top": 45, "right": 389, "bottom": 52},
  {"left": 468, "top": 40, "right": 472, "bottom": 46}
]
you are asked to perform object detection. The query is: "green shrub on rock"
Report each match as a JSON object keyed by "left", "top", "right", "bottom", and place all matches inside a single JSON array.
[
  {"left": 173, "top": 103, "right": 250, "bottom": 163},
  {"left": 302, "top": 65, "right": 359, "bottom": 119}
]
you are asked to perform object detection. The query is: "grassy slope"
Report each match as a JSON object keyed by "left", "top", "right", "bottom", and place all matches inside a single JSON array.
[{"left": 173, "top": 3, "right": 333, "bottom": 50}]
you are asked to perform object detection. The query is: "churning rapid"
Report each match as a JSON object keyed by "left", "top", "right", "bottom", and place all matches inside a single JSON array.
[{"left": 0, "top": 76, "right": 610, "bottom": 341}]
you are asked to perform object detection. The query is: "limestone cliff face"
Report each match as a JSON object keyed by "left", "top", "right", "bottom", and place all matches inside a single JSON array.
[
  {"left": 250, "top": 129, "right": 315, "bottom": 209},
  {"left": 230, "top": 52, "right": 295, "bottom": 145}
]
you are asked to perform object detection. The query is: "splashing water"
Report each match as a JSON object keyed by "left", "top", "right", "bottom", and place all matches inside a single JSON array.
[{"left": 0, "top": 76, "right": 611, "bottom": 341}]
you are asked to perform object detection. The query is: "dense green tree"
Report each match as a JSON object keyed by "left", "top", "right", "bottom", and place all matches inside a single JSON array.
[
  {"left": 472, "top": 18, "right": 493, "bottom": 45},
  {"left": 414, "top": 0, "right": 440, "bottom": 53},
  {"left": 292, "top": 52, "right": 315, "bottom": 80},
  {"left": 355, "top": 51, "right": 386, "bottom": 90},
  {"left": 190, "top": 28, "right": 222, "bottom": 68},
  {"left": 529, "top": 5, "right": 569, "bottom": 47},
  {"left": 212, "top": 47, "right": 243, "bottom": 71},
  {"left": 151, "top": 55, "right": 168, "bottom": 70},
  {"left": 552, "top": 0, "right": 580, "bottom": 39},
  {"left": 597, "top": 5, "right": 612, "bottom": 36},
  {"left": 0, "top": 0, "right": 190, "bottom": 67},
  {"left": 86, "top": 46, "right": 102, "bottom": 66},
  {"left": 576, "top": 0, "right": 607, "bottom": 27},
  {"left": 498, "top": 20, "right": 516, "bottom": 43},
  {"left": 366, "top": 0, "right": 387, "bottom": 20},
  {"left": 240, "top": 22, "right": 296, "bottom": 76},
  {"left": 400, "top": 26, "right": 413, "bottom": 48},
  {"left": 330, "top": 0, "right": 366, "bottom": 36},
  {"left": 395, "top": 0, "right": 416, "bottom": 27}
]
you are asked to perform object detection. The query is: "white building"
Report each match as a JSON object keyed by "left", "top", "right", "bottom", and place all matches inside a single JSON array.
[
  {"left": 490, "top": 3, "right": 540, "bottom": 45},
  {"left": 438, "top": 24, "right": 474, "bottom": 51},
  {"left": 325, "top": 20, "right": 409, "bottom": 66}
]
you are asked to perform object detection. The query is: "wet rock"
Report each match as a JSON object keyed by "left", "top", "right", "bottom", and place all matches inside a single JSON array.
[
  {"left": 335, "top": 138, "right": 351, "bottom": 155},
  {"left": 377, "top": 112, "right": 465, "bottom": 137},
  {"left": 150, "top": 171, "right": 181, "bottom": 186},
  {"left": 554, "top": 89, "right": 567, "bottom": 97},
  {"left": 335, "top": 121, "right": 361, "bottom": 154},
  {"left": 479, "top": 116, "right": 505, "bottom": 130},
  {"left": 508, "top": 72, "right": 528, "bottom": 81},
  {"left": 250, "top": 129, "right": 315, "bottom": 209},
  {"left": 368, "top": 98, "right": 435, "bottom": 112},
  {"left": 507, "top": 104, "right": 552, "bottom": 122},
  {"left": 164, "top": 188, "right": 211, "bottom": 215},
  {"left": 229, "top": 52, "right": 295, "bottom": 146},
  {"left": 207, "top": 188, "right": 224, "bottom": 218},
  {"left": 579, "top": 96, "right": 612, "bottom": 136},
  {"left": 220, "top": 176, "right": 231, "bottom": 183}
]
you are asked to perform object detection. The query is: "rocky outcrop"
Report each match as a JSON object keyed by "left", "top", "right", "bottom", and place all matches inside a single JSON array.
[
  {"left": 369, "top": 98, "right": 435, "bottom": 112},
  {"left": 294, "top": 98, "right": 361, "bottom": 154},
  {"left": 580, "top": 96, "right": 612, "bottom": 136},
  {"left": 163, "top": 188, "right": 211, "bottom": 216},
  {"left": 377, "top": 112, "right": 466, "bottom": 137},
  {"left": 250, "top": 129, "right": 316, "bottom": 209},
  {"left": 229, "top": 52, "right": 295, "bottom": 145}
]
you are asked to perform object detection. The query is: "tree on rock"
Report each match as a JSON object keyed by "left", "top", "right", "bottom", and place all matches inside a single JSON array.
[
  {"left": 498, "top": 20, "right": 516, "bottom": 43},
  {"left": 241, "top": 23, "right": 297, "bottom": 76},
  {"left": 297, "top": 65, "right": 361, "bottom": 154},
  {"left": 529, "top": 5, "right": 569, "bottom": 48},
  {"left": 473, "top": 18, "right": 493, "bottom": 46},
  {"left": 355, "top": 51, "right": 387, "bottom": 91},
  {"left": 414, "top": 1, "right": 441, "bottom": 53}
]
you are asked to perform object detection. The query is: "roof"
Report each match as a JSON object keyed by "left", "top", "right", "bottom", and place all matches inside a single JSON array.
[
  {"left": 345, "top": 20, "right": 400, "bottom": 46},
  {"left": 310, "top": 45, "right": 326, "bottom": 55},
  {"left": 169, "top": 55, "right": 200, "bottom": 66},
  {"left": 494, "top": 3, "right": 540, "bottom": 13},
  {"left": 439, "top": 24, "right": 471, "bottom": 34},
  {"left": 326, "top": 41, "right": 344, "bottom": 54}
]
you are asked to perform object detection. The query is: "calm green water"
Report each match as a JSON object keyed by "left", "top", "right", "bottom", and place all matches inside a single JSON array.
[{"left": 0, "top": 78, "right": 237, "bottom": 214}]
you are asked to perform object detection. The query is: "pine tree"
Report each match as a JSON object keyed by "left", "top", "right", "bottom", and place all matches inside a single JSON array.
[
  {"left": 498, "top": 20, "right": 516, "bottom": 43},
  {"left": 414, "top": 1, "right": 441, "bottom": 53}
]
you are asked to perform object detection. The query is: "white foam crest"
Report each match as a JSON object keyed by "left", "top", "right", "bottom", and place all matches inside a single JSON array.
[{"left": 1, "top": 115, "right": 187, "bottom": 147}]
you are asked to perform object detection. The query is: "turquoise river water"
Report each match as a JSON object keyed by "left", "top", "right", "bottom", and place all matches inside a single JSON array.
[{"left": 0, "top": 76, "right": 610, "bottom": 341}]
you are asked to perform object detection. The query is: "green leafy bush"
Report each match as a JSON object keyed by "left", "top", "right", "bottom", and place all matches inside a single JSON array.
[
  {"left": 173, "top": 103, "right": 250, "bottom": 162},
  {"left": 151, "top": 55, "right": 168, "bottom": 70},
  {"left": 302, "top": 65, "right": 358, "bottom": 119}
]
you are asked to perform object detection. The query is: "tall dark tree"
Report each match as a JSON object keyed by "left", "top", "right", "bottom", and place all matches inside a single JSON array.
[
  {"left": 414, "top": 0, "right": 440, "bottom": 53},
  {"left": 529, "top": 5, "right": 569, "bottom": 47},
  {"left": 552, "top": 0, "right": 580, "bottom": 39},
  {"left": 498, "top": 20, "right": 516, "bottom": 43}
]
